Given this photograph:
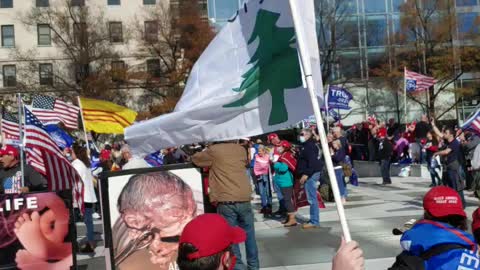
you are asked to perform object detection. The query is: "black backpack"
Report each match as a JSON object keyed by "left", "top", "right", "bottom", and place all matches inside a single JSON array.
[{"left": 388, "top": 244, "right": 467, "bottom": 270}]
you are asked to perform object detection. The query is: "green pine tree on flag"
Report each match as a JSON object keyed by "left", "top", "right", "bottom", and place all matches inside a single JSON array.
[{"left": 223, "top": 9, "right": 302, "bottom": 125}]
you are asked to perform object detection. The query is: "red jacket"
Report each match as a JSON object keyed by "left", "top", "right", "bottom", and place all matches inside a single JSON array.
[{"left": 278, "top": 151, "right": 297, "bottom": 173}]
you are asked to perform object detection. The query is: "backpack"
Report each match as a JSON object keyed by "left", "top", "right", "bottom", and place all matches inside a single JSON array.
[{"left": 388, "top": 244, "right": 467, "bottom": 270}]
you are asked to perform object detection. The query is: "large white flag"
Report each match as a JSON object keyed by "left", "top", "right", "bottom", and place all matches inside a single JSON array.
[{"left": 126, "top": 0, "right": 322, "bottom": 156}]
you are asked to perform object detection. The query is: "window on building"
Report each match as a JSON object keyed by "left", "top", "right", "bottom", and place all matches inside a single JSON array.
[
  {"left": 38, "top": 24, "right": 51, "bottom": 45},
  {"left": 335, "top": 51, "right": 362, "bottom": 80},
  {"left": 73, "top": 23, "right": 88, "bottom": 45},
  {"left": 36, "top": 0, "right": 49, "bottom": 7},
  {"left": 456, "top": 0, "right": 477, "bottom": 7},
  {"left": 111, "top": 61, "right": 125, "bottom": 82},
  {"left": 0, "top": 0, "right": 13, "bottom": 8},
  {"left": 1, "top": 25, "right": 14, "bottom": 47},
  {"left": 368, "top": 48, "right": 388, "bottom": 77},
  {"left": 338, "top": 0, "right": 357, "bottom": 14},
  {"left": 392, "top": 0, "right": 405, "bottom": 12},
  {"left": 71, "top": 0, "right": 84, "bottom": 6},
  {"left": 212, "top": 0, "right": 239, "bottom": 19},
  {"left": 144, "top": 21, "right": 158, "bottom": 42},
  {"left": 458, "top": 12, "right": 479, "bottom": 34},
  {"left": 39, "top": 63, "right": 53, "bottom": 86},
  {"left": 366, "top": 16, "right": 388, "bottom": 46},
  {"left": 338, "top": 17, "right": 360, "bottom": 48},
  {"left": 109, "top": 22, "right": 123, "bottom": 43},
  {"left": 75, "top": 64, "right": 89, "bottom": 84},
  {"left": 364, "top": 0, "right": 386, "bottom": 13},
  {"left": 108, "top": 0, "right": 120, "bottom": 5},
  {"left": 2, "top": 65, "right": 16, "bottom": 87},
  {"left": 147, "top": 59, "right": 161, "bottom": 78},
  {"left": 143, "top": 0, "right": 156, "bottom": 4}
]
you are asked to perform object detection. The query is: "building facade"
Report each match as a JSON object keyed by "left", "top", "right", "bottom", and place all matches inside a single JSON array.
[
  {"left": 0, "top": 0, "right": 178, "bottom": 111},
  {"left": 207, "top": 0, "right": 480, "bottom": 124}
]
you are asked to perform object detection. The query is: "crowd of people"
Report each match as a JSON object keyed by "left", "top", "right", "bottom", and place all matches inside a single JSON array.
[{"left": 3, "top": 112, "right": 480, "bottom": 269}]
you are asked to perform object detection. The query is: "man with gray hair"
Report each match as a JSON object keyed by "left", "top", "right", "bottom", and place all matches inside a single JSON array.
[
  {"left": 116, "top": 171, "right": 197, "bottom": 270},
  {"left": 121, "top": 144, "right": 150, "bottom": 170}
]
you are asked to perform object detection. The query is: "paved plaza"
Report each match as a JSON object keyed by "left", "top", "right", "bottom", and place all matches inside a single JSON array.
[{"left": 75, "top": 175, "right": 480, "bottom": 270}]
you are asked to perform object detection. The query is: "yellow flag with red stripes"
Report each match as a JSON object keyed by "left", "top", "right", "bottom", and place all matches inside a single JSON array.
[{"left": 79, "top": 97, "right": 137, "bottom": 134}]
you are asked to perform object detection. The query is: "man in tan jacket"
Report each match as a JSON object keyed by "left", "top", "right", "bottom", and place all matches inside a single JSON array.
[{"left": 192, "top": 141, "right": 259, "bottom": 270}]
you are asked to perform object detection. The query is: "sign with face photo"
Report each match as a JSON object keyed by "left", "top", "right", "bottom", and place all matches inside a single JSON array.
[
  {"left": 100, "top": 164, "right": 205, "bottom": 270},
  {"left": 0, "top": 191, "right": 76, "bottom": 270}
]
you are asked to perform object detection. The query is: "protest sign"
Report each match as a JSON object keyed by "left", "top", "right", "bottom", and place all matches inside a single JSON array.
[
  {"left": 0, "top": 191, "right": 76, "bottom": 270},
  {"left": 100, "top": 164, "right": 205, "bottom": 270}
]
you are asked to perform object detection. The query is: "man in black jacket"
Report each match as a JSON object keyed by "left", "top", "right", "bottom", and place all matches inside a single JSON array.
[
  {"left": 297, "top": 129, "right": 324, "bottom": 229},
  {"left": 378, "top": 128, "right": 393, "bottom": 185}
]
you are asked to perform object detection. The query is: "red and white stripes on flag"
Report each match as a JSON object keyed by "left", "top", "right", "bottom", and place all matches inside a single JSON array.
[
  {"left": 24, "top": 108, "right": 84, "bottom": 211},
  {"left": 31, "top": 95, "right": 79, "bottom": 129},
  {"left": 26, "top": 148, "right": 46, "bottom": 175},
  {"left": 405, "top": 69, "right": 436, "bottom": 92},
  {"left": 461, "top": 109, "right": 480, "bottom": 136}
]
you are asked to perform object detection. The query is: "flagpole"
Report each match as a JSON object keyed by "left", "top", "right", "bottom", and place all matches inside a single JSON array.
[
  {"left": 289, "top": 0, "right": 351, "bottom": 242},
  {"left": 77, "top": 96, "right": 90, "bottom": 157},
  {"left": 17, "top": 93, "right": 25, "bottom": 188},
  {"left": 404, "top": 66, "right": 407, "bottom": 125},
  {"left": 325, "top": 85, "right": 329, "bottom": 132}
]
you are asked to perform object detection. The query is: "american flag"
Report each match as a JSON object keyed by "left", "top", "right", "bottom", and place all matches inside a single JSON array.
[
  {"left": 32, "top": 95, "right": 79, "bottom": 129},
  {"left": 24, "top": 107, "right": 84, "bottom": 210},
  {"left": 3, "top": 171, "right": 22, "bottom": 194},
  {"left": 405, "top": 68, "right": 436, "bottom": 92},
  {"left": 1, "top": 109, "right": 20, "bottom": 142},
  {"left": 462, "top": 109, "right": 480, "bottom": 136}
]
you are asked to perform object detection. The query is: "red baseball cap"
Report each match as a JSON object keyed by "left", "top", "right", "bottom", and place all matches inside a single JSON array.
[
  {"left": 472, "top": 208, "right": 480, "bottom": 232},
  {"left": 0, "top": 145, "right": 19, "bottom": 159},
  {"left": 179, "top": 214, "right": 246, "bottom": 260},
  {"left": 377, "top": 128, "right": 387, "bottom": 138},
  {"left": 268, "top": 133, "right": 278, "bottom": 141},
  {"left": 423, "top": 186, "right": 466, "bottom": 218},
  {"left": 280, "top": 140, "right": 291, "bottom": 149}
]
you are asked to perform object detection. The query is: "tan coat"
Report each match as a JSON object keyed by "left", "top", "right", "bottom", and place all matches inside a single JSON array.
[{"left": 192, "top": 143, "right": 252, "bottom": 203}]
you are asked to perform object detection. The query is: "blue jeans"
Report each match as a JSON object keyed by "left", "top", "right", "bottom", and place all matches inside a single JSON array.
[
  {"left": 84, "top": 206, "right": 95, "bottom": 242},
  {"left": 335, "top": 168, "right": 347, "bottom": 198},
  {"left": 217, "top": 202, "right": 259, "bottom": 270},
  {"left": 304, "top": 172, "right": 321, "bottom": 226},
  {"left": 257, "top": 174, "right": 272, "bottom": 208},
  {"left": 381, "top": 160, "right": 391, "bottom": 184},
  {"left": 273, "top": 181, "right": 286, "bottom": 212}
]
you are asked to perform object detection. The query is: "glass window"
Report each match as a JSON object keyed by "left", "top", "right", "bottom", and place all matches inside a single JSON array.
[
  {"left": 38, "top": 24, "right": 51, "bottom": 45},
  {"left": 71, "top": 0, "right": 84, "bottom": 6},
  {"left": 338, "top": 17, "right": 360, "bottom": 48},
  {"left": 368, "top": 48, "right": 387, "bottom": 77},
  {"left": 144, "top": 21, "right": 158, "bottom": 42},
  {"left": 456, "top": 0, "right": 477, "bottom": 6},
  {"left": 0, "top": 0, "right": 12, "bottom": 8},
  {"left": 392, "top": 0, "right": 405, "bottom": 12},
  {"left": 39, "top": 63, "right": 53, "bottom": 86},
  {"left": 109, "top": 22, "right": 123, "bottom": 43},
  {"left": 212, "top": 0, "right": 239, "bottom": 20},
  {"left": 111, "top": 61, "right": 125, "bottom": 82},
  {"left": 108, "top": 0, "right": 120, "bottom": 5},
  {"left": 3, "top": 65, "right": 16, "bottom": 87},
  {"left": 364, "top": 0, "right": 386, "bottom": 13},
  {"left": 338, "top": 0, "right": 357, "bottom": 14},
  {"left": 336, "top": 51, "right": 362, "bottom": 79},
  {"left": 143, "top": 0, "right": 156, "bottom": 4},
  {"left": 147, "top": 59, "right": 161, "bottom": 78},
  {"left": 1, "top": 25, "right": 14, "bottom": 47},
  {"left": 457, "top": 12, "right": 479, "bottom": 34},
  {"left": 75, "top": 64, "right": 89, "bottom": 84},
  {"left": 36, "top": 0, "right": 49, "bottom": 7},
  {"left": 73, "top": 23, "right": 87, "bottom": 45},
  {"left": 366, "top": 16, "right": 388, "bottom": 46}
]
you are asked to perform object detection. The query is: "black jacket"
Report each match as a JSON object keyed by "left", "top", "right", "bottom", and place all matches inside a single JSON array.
[
  {"left": 296, "top": 139, "right": 324, "bottom": 177},
  {"left": 378, "top": 139, "right": 393, "bottom": 161}
]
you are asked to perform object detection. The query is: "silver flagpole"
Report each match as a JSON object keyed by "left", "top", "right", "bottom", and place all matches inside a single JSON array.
[
  {"left": 17, "top": 93, "right": 25, "bottom": 188},
  {"left": 289, "top": 0, "right": 352, "bottom": 242}
]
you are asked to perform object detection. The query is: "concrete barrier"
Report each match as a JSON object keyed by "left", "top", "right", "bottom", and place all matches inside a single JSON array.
[{"left": 353, "top": 160, "right": 428, "bottom": 178}]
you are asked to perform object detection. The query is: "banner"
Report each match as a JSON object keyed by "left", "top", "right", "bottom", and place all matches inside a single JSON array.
[
  {"left": 101, "top": 165, "right": 205, "bottom": 270},
  {"left": 0, "top": 191, "right": 76, "bottom": 270},
  {"left": 327, "top": 85, "right": 352, "bottom": 110}
]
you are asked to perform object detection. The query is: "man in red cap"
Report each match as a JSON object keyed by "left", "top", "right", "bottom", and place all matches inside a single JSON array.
[
  {"left": 177, "top": 214, "right": 246, "bottom": 270},
  {"left": 0, "top": 145, "right": 47, "bottom": 194},
  {"left": 377, "top": 128, "right": 393, "bottom": 185},
  {"left": 389, "top": 186, "right": 479, "bottom": 269}
]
